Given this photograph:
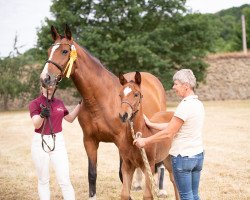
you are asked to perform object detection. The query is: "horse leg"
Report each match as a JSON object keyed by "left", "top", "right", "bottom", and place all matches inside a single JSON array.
[
  {"left": 119, "top": 157, "right": 123, "bottom": 183},
  {"left": 132, "top": 168, "right": 143, "bottom": 191},
  {"left": 121, "top": 161, "right": 135, "bottom": 200},
  {"left": 84, "top": 138, "right": 99, "bottom": 200},
  {"left": 164, "top": 156, "right": 180, "bottom": 200},
  {"left": 155, "top": 161, "right": 168, "bottom": 198}
]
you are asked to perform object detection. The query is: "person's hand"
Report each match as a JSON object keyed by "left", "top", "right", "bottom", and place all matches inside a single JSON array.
[
  {"left": 143, "top": 114, "right": 151, "bottom": 126},
  {"left": 40, "top": 107, "right": 50, "bottom": 118},
  {"left": 133, "top": 138, "right": 147, "bottom": 148}
]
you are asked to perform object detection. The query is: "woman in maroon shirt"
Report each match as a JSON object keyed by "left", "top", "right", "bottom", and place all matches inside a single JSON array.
[{"left": 29, "top": 79, "right": 81, "bottom": 200}]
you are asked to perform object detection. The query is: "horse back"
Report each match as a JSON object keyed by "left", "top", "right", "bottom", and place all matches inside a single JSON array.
[
  {"left": 149, "top": 111, "right": 174, "bottom": 163},
  {"left": 150, "top": 111, "right": 174, "bottom": 123}
]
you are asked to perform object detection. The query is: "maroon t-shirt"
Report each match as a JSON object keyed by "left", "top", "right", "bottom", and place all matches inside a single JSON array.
[{"left": 29, "top": 94, "right": 69, "bottom": 135}]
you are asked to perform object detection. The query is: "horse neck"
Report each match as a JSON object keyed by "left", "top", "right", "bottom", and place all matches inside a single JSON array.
[{"left": 72, "top": 43, "right": 119, "bottom": 99}]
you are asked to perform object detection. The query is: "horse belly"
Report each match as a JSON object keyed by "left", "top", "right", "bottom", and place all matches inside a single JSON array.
[{"left": 78, "top": 110, "right": 121, "bottom": 143}]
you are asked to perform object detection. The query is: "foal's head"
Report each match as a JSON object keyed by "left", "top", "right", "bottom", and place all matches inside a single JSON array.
[
  {"left": 41, "top": 24, "right": 76, "bottom": 84},
  {"left": 118, "top": 72, "right": 143, "bottom": 122}
]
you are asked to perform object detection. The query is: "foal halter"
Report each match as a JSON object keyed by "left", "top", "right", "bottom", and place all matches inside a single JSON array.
[{"left": 121, "top": 91, "right": 143, "bottom": 120}]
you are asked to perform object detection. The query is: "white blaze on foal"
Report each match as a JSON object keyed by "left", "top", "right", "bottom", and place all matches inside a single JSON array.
[
  {"left": 123, "top": 86, "right": 132, "bottom": 96},
  {"left": 41, "top": 44, "right": 60, "bottom": 78}
]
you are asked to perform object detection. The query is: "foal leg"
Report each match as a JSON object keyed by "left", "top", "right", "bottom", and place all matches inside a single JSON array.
[
  {"left": 121, "top": 162, "right": 135, "bottom": 200},
  {"left": 84, "top": 138, "right": 99, "bottom": 200},
  {"left": 132, "top": 168, "right": 143, "bottom": 191},
  {"left": 142, "top": 166, "right": 154, "bottom": 200},
  {"left": 164, "top": 156, "right": 180, "bottom": 200}
]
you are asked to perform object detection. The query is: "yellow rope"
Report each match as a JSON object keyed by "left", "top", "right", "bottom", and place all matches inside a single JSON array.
[
  {"left": 129, "top": 121, "right": 159, "bottom": 199},
  {"left": 63, "top": 45, "right": 77, "bottom": 78}
]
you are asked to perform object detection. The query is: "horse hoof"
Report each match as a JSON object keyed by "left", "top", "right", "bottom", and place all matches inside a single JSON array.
[
  {"left": 157, "top": 189, "right": 168, "bottom": 198},
  {"left": 89, "top": 194, "right": 96, "bottom": 200},
  {"left": 132, "top": 186, "right": 142, "bottom": 191}
]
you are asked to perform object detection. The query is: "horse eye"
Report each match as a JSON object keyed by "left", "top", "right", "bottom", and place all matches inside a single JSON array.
[
  {"left": 56, "top": 75, "right": 62, "bottom": 82},
  {"left": 62, "top": 50, "right": 68, "bottom": 55},
  {"left": 134, "top": 93, "right": 139, "bottom": 97}
]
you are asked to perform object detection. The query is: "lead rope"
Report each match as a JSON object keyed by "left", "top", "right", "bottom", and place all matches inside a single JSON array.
[
  {"left": 128, "top": 120, "right": 159, "bottom": 199},
  {"left": 40, "top": 87, "right": 57, "bottom": 152}
]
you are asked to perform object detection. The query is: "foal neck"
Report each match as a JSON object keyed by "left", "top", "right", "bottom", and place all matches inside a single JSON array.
[{"left": 131, "top": 108, "right": 149, "bottom": 135}]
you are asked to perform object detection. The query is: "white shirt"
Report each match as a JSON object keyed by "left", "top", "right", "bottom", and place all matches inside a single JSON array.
[{"left": 169, "top": 95, "right": 205, "bottom": 157}]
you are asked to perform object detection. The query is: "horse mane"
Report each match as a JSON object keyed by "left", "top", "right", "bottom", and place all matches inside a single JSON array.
[
  {"left": 80, "top": 46, "right": 104, "bottom": 66},
  {"left": 79, "top": 45, "right": 118, "bottom": 78}
]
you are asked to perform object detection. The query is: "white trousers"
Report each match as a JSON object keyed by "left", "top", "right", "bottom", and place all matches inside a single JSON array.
[{"left": 31, "top": 132, "right": 75, "bottom": 200}]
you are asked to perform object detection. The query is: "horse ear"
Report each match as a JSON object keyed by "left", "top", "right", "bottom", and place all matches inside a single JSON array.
[
  {"left": 135, "top": 71, "right": 141, "bottom": 86},
  {"left": 119, "top": 72, "right": 127, "bottom": 86},
  {"left": 65, "top": 24, "right": 72, "bottom": 40},
  {"left": 51, "top": 26, "right": 59, "bottom": 41}
]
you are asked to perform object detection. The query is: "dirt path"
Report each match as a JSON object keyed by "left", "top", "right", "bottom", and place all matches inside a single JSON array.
[{"left": 0, "top": 100, "right": 249, "bottom": 199}]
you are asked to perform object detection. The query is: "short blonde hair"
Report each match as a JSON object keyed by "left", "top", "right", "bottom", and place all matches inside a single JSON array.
[{"left": 173, "top": 69, "right": 196, "bottom": 88}]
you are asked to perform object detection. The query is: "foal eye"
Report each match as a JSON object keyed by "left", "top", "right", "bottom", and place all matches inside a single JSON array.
[
  {"left": 134, "top": 93, "right": 139, "bottom": 97},
  {"left": 62, "top": 50, "right": 68, "bottom": 55}
]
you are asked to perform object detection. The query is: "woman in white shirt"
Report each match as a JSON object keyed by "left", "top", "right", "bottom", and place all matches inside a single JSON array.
[{"left": 134, "top": 69, "right": 205, "bottom": 200}]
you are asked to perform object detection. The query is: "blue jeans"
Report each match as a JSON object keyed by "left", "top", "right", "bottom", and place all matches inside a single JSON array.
[{"left": 171, "top": 152, "right": 204, "bottom": 200}]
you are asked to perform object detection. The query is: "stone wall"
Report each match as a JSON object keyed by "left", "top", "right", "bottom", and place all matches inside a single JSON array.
[{"left": 166, "top": 52, "right": 250, "bottom": 101}]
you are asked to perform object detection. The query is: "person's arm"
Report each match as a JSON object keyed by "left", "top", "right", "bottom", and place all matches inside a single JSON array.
[
  {"left": 64, "top": 102, "right": 81, "bottom": 123},
  {"left": 31, "top": 106, "right": 50, "bottom": 129},
  {"left": 143, "top": 114, "right": 169, "bottom": 130},
  {"left": 133, "top": 116, "right": 184, "bottom": 148},
  {"left": 31, "top": 115, "right": 45, "bottom": 129}
]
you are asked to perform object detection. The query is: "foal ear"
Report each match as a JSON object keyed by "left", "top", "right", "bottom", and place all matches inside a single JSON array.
[
  {"left": 51, "top": 26, "right": 60, "bottom": 41},
  {"left": 65, "top": 24, "right": 72, "bottom": 40},
  {"left": 135, "top": 71, "right": 141, "bottom": 86},
  {"left": 119, "top": 72, "right": 127, "bottom": 86}
]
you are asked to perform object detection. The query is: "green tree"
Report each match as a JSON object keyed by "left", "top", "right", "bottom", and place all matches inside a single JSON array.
[
  {"left": 0, "top": 36, "right": 41, "bottom": 110},
  {"left": 164, "top": 13, "right": 218, "bottom": 84},
  {"left": 36, "top": 0, "right": 216, "bottom": 89},
  {"left": 210, "top": 4, "right": 250, "bottom": 52},
  {"left": 233, "top": 7, "right": 250, "bottom": 51},
  {"left": 0, "top": 56, "right": 26, "bottom": 110}
]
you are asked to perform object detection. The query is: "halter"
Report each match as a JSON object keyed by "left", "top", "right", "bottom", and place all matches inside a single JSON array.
[
  {"left": 45, "top": 43, "right": 77, "bottom": 78},
  {"left": 121, "top": 92, "right": 143, "bottom": 120}
]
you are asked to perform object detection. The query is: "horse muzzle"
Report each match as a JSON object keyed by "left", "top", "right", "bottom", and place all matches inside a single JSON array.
[
  {"left": 41, "top": 73, "right": 62, "bottom": 88},
  {"left": 119, "top": 112, "right": 129, "bottom": 123}
]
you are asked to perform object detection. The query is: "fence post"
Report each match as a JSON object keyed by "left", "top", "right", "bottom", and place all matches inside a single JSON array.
[{"left": 242, "top": 15, "right": 247, "bottom": 54}]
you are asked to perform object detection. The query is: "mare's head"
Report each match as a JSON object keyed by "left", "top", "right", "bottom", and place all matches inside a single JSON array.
[
  {"left": 118, "top": 72, "right": 143, "bottom": 122},
  {"left": 41, "top": 24, "right": 77, "bottom": 84}
]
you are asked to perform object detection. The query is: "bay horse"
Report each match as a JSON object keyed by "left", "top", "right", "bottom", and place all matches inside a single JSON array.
[
  {"left": 42, "top": 24, "right": 170, "bottom": 199},
  {"left": 118, "top": 72, "right": 179, "bottom": 200}
]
